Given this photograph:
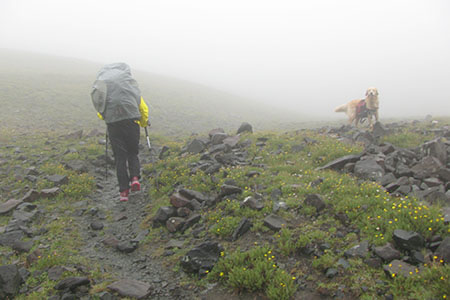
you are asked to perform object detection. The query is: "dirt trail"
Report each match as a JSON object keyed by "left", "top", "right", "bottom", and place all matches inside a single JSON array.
[{"left": 76, "top": 150, "right": 201, "bottom": 299}]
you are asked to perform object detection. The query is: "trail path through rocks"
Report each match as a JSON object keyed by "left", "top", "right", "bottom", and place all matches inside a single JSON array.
[{"left": 76, "top": 150, "right": 199, "bottom": 299}]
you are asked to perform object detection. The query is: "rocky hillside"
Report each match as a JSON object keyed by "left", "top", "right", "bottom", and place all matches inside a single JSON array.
[{"left": 0, "top": 118, "right": 449, "bottom": 299}]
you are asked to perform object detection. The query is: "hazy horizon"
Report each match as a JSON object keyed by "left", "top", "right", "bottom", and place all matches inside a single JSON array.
[{"left": 1, "top": 0, "right": 449, "bottom": 119}]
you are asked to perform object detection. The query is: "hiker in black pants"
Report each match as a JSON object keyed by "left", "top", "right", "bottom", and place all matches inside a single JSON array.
[{"left": 91, "top": 63, "right": 149, "bottom": 202}]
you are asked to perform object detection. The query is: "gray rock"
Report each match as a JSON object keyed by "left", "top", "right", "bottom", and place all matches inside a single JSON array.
[
  {"left": 409, "top": 250, "right": 425, "bottom": 265},
  {"left": 166, "top": 217, "right": 185, "bottom": 233},
  {"left": 231, "top": 218, "right": 252, "bottom": 241},
  {"left": 169, "top": 193, "right": 191, "bottom": 208},
  {"left": 263, "top": 214, "right": 286, "bottom": 231},
  {"left": 411, "top": 156, "right": 443, "bottom": 180},
  {"left": 383, "top": 260, "right": 417, "bottom": 278},
  {"left": 47, "top": 174, "right": 69, "bottom": 186},
  {"left": 220, "top": 184, "right": 242, "bottom": 197},
  {"left": 64, "top": 160, "right": 88, "bottom": 173},
  {"left": 0, "top": 199, "right": 23, "bottom": 215},
  {"left": 48, "top": 266, "right": 65, "bottom": 281},
  {"left": 344, "top": 240, "right": 370, "bottom": 258},
  {"left": 443, "top": 207, "right": 450, "bottom": 225},
  {"left": 304, "top": 194, "right": 326, "bottom": 212},
  {"left": 241, "top": 196, "right": 264, "bottom": 210},
  {"left": 12, "top": 240, "right": 33, "bottom": 253},
  {"left": 21, "top": 189, "right": 40, "bottom": 202},
  {"left": 61, "top": 293, "right": 78, "bottom": 300},
  {"left": 272, "top": 201, "right": 288, "bottom": 213},
  {"left": 372, "top": 122, "right": 388, "bottom": 137},
  {"left": 108, "top": 279, "right": 152, "bottom": 299},
  {"left": 354, "top": 158, "right": 385, "bottom": 181},
  {"left": 130, "top": 229, "right": 149, "bottom": 244},
  {"left": 176, "top": 207, "right": 192, "bottom": 217},
  {"left": 211, "top": 133, "right": 228, "bottom": 145},
  {"left": 182, "top": 213, "right": 201, "bottom": 232},
  {"left": 393, "top": 229, "right": 424, "bottom": 251},
  {"left": 373, "top": 243, "right": 402, "bottom": 262},
  {"left": 179, "top": 188, "right": 208, "bottom": 203},
  {"left": 180, "top": 242, "right": 224, "bottom": 275},
  {"left": 0, "top": 230, "right": 25, "bottom": 247},
  {"left": 437, "top": 168, "right": 450, "bottom": 183},
  {"left": 204, "top": 163, "right": 222, "bottom": 174},
  {"left": 90, "top": 221, "right": 104, "bottom": 231},
  {"left": 12, "top": 205, "right": 38, "bottom": 223},
  {"left": 208, "top": 128, "right": 225, "bottom": 138},
  {"left": 237, "top": 122, "right": 253, "bottom": 134},
  {"left": 423, "top": 177, "right": 442, "bottom": 187},
  {"left": 117, "top": 241, "right": 138, "bottom": 253},
  {"left": 186, "top": 139, "right": 206, "bottom": 154},
  {"left": 421, "top": 138, "right": 447, "bottom": 165},
  {"left": 153, "top": 206, "right": 176, "bottom": 226},
  {"left": 316, "top": 154, "right": 361, "bottom": 171},
  {"left": 54, "top": 276, "right": 90, "bottom": 291},
  {"left": 434, "top": 237, "right": 450, "bottom": 263},
  {"left": 40, "top": 187, "right": 60, "bottom": 198},
  {"left": 165, "top": 239, "right": 185, "bottom": 250},
  {"left": 102, "top": 236, "right": 120, "bottom": 248},
  {"left": 0, "top": 264, "right": 23, "bottom": 298},
  {"left": 223, "top": 135, "right": 240, "bottom": 148}
]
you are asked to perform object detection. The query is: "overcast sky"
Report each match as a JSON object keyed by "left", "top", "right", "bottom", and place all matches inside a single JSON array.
[{"left": 1, "top": 0, "right": 449, "bottom": 118}]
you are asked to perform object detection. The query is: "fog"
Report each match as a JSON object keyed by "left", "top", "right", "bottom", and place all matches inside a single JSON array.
[{"left": 1, "top": 0, "right": 449, "bottom": 119}]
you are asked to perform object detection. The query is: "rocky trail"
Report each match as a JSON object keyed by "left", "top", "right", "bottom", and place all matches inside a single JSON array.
[{"left": 75, "top": 149, "right": 199, "bottom": 299}]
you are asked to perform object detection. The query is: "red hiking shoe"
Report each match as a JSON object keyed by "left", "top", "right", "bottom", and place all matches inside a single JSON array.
[
  {"left": 119, "top": 189, "right": 129, "bottom": 202},
  {"left": 131, "top": 176, "right": 141, "bottom": 192}
]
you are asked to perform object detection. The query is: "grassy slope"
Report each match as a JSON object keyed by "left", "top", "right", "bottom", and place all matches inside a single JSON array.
[{"left": 0, "top": 49, "right": 309, "bottom": 136}]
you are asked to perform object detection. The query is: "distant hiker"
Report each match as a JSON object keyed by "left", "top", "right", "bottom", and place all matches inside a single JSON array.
[{"left": 90, "top": 63, "right": 149, "bottom": 202}]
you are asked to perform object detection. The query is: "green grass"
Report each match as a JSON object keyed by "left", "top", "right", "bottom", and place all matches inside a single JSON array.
[{"left": 142, "top": 126, "right": 449, "bottom": 299}]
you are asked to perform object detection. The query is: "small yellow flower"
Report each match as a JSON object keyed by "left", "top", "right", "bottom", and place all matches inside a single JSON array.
[
  {"left": 219, "top": 272, "right": 224, "bottom": 276},
  {"left": 292, "top": 276, "right": 296, "bottom": 280},
  {"left": 392, "top": 273, "right": 396, "bottom": 278}
]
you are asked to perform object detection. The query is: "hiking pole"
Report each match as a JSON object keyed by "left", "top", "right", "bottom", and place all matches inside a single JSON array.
[
  {"left": 105, "top": 129, "right": 108, "bottom": 181},
  {"left": 144, "top": 126, "right": 152, "bottom": 150}
]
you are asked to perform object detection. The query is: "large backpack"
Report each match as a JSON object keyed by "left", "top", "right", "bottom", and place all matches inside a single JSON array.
[{"left": 91, "top": 63, "right": 141, "bottom": 124}]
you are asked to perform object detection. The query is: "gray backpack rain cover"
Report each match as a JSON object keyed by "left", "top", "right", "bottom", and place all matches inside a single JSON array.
[{"left": 91, "top": 63, "right": 141, "bottom": 124}]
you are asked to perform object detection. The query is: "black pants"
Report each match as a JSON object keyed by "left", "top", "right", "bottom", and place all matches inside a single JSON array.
[{"left": 107, "top": 119, "right": 140, "bottom": 192}]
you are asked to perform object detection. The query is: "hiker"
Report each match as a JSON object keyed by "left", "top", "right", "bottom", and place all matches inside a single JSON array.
[{"left": 90, "top": 63, "right": 149, "bottom": 202}]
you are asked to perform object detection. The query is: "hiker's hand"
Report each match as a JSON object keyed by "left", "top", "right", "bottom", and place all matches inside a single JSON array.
[{"left": 147, "top": 120, "right": 151, "bottom": 127}]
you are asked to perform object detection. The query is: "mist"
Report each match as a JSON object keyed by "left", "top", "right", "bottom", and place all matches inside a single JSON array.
[{"left": 1, "top": 0, "right": 449, "bottom": 119}]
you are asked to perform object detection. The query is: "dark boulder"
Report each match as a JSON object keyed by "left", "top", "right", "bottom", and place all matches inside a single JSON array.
[
  {"left": 153, "top": 206, "right": 176, "bottom": 227},
  {"left": 54, "top": 276, "right": 90, "bottom": 291},
  {"left": 373, "top": 243, "right": 402, "bottom": 262},
  {"left": 231, "top": 218, "right": 252, "bottom": 241},
  {"left": 316, "top": 154, "right": 361, "bottom": 171},
  {"left": 344, "top": 240, "right": 370, "bottom": 259},
  {"left": 304, "top": 194, "right": 326, "bottom": 212},
  {"left": 0, "top": 264, "right": 23, "bottom": 298},
  {"left": 434, "top": 237, "right": 450, "bottom": 263},
  {"left": 263, "top": 214, "right": 286, "bottom": 231},
  {"left": 237, "top": 122, "right": 253, "bottom": 134},
  {"left": 392, "top": 229, "right": 424, "bottom": 251},
  {"left": 354, "top": 158, "right": 385, "bottom": 181},
  {"left": 180, "top": 242, "right": 224, "bottom": 275},
  {"left": 107, "top": 280, "right": 151, "bottom": 299}
]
